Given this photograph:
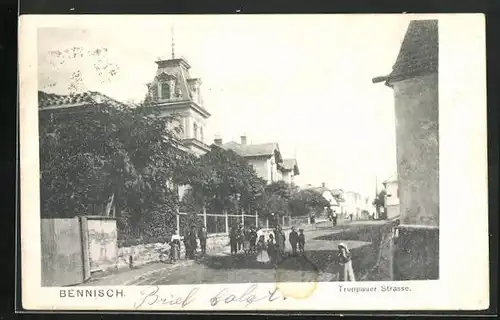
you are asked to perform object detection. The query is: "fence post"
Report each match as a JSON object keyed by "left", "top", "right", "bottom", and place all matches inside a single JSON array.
[
  {"left": 282, "top": 216, "right": 285, "bottom": 226},
  {"left": 224, "top": 210, "right": 229, "bottom": 234},
  {"left": 255, "top": 211, "right": 258, "bottom": 228},
  {"left": 203, "top": 206, "right": 207, "bottom": 229},
  {"left": 241, "top": 208, "right": 245, "bottom": 228},
  {"left": 266, "top": 218, "right": 269, "bottom": 229},
  {"left": 176, "top": 213, "right": 180, "bottom": 235}
]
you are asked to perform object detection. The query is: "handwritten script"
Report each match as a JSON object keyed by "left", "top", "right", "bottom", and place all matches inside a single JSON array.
[
  {"left": 209, "top": 284, "right": 282, "bottom": 307},
  {"left": 134, "top": 286, "right": 198, "bottom": 309},
  {"left": 133, "top": 284, "right": 284, "bottom": 309}
]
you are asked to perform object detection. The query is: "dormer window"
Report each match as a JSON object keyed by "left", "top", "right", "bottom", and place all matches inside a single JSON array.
[{"left": 160, "top": 82, "right": 170, "bottom": 100}]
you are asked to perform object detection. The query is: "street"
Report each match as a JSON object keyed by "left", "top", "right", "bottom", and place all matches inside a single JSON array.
[{"left": 85, "top": 220, "right": 388, "bottom": 286}]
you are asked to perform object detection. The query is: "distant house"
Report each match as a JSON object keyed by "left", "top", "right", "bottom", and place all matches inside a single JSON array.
[
  {"left": 216, "top": 135, "right": 299, "bottom": 184},
  {"left": 344, "top": 191, "right": 364, "bottom": 217},
  {"left": 281, "top": 159, "right": 300, "bottom": 184},
  {"left": 304, "top": 183, "right": 340, "bottom": 214},
  {"left": 383, "top": 174, "right": 400, "bottom": 220}
]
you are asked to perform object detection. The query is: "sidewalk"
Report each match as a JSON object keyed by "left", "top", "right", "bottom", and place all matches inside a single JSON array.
[{"left": 80, "top": 246, "right": 231, "bottom": 286}]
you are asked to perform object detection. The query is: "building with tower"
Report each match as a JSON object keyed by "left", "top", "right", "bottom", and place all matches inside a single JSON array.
[{"left": 145, "top": 55, "right": 211, "bottom": 157}]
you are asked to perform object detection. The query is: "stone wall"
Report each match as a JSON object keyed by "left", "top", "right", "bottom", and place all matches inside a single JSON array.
[{"left": 392, "top": 73, "right": 439, "bottom": 227}]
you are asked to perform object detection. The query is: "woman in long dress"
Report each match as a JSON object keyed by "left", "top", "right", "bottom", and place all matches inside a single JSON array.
[
  {"left": 256, "top": 235, "right": 270, "bottom": 263},
  {"left": 336, "top": 243, "right": 356, "bottom": 281}
]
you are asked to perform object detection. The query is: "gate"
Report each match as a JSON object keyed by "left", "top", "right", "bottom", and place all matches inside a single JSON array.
[{"left": 41, "top": 217, "right": 87, "bottom": 286}]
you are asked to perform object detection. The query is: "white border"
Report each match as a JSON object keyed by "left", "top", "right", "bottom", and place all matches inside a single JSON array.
[{"left": 19, "top": 14, "right": 489, "bottom": 311}]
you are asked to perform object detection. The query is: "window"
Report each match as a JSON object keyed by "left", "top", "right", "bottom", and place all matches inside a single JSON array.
[
  {"left": 193, "top": 123, "right": 198, "bottom": 140},
  {"left": 200, "top": 126, "right": 204, "bottom": 142},
  {"left": 161, "top": 82, "right": 170, "bottom": 99}
]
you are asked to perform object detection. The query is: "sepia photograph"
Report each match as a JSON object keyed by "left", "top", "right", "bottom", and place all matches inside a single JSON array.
[{"left": 20, "top": 14, "right": 488, "bottom": 311}]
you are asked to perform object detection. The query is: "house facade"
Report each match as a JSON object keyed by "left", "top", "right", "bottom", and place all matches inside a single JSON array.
[
  {"left": 216, "top": 136, "right": 300, "bottom": 185},
  {"left": 383, "top": 175, "right": 400, "bottom": 220}
]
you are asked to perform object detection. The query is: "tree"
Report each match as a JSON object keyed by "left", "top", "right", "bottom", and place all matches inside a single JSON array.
[
  {"left": 288, "top": 189, "right": 330, "bottom": 217},
  {"left": 39, "top": 98, "right": 196, "bottom": 241},
  {"left": 372, "top": 190, "right": 387, "bottom": 219},
  {"left": 186, "top": 146, "right": 266, "bottom": 215}
]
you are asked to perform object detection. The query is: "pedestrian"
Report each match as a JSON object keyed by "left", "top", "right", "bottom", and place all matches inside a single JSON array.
[
  {"left": 229, "top": 225, "right": 238, "bottom": 255},
  {"left": 189, "top": 225, "right": 198, "bottom": 259},
  {"left": 256, "top": 235, "right": 270, "bottom": 264},
  {"left": 169, "top": 232, "right": 181, "bottom": 263},
  {"left": 267, "top": 233, "right": 277, "bottom": 267},
  {"left": 289, "top": 226, "right": 299, "bottom": 256},
  {"left": 182, "top": 227, "right": 191, "bottom": 260},
  {"left": 242, "top": 227, "right": 251, "bottom": 255},
  {"left": 333, "top": 210, "right": 338, "bottom": 226},
  {"left": 336, "top": 243, "right": 356, "bottom": 281},
  {"left": 198, "top": 226, "right": 207, "bottom": 254},
  {"left": 237, "top": 224, "right": 245, "bottom": 252},
  {"left": 249, "top": 226, "right": 258, "bottom": 254},
  {"left": 298, "top": 228, "right": 306, "bottom": 254},
  {"left": 273, "top": 226, "right": 283, "bottom": 262}
]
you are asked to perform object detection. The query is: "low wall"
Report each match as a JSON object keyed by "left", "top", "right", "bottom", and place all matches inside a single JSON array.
[{"left": 114, "top": 233, "right": 231, "bottom": 270}]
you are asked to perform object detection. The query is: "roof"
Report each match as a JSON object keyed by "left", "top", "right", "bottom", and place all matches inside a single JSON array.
[
  {"left": 373, "top": 19, "right": 438, "bottom": 85},
  {"left": 147, "top": 57, "right": 210, "bottom": 118},
  {"left": 383, "top": 173, "right": 398, "bottom": 184},
  {"left": 221, "top": 141, "right": 282, "bottom": 161},
  {"left": 281, "top": 158, "right": 300, "bottom": 175},
  {"left": 38, "top": 91, "right": 127, "bottom": 111}
]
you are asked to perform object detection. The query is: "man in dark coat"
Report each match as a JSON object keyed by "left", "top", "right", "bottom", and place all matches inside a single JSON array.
[
  {"left": 229, "top": 225, "right": 238, "bottom": 255},
  {"left": 198, "top": 226, "right": 208, "bottom": 254},
  {"left": 289, "top": 226, "right": 299, "bottom": 256},
  {"left": 183, "top": 227, "right": 191, "bottom": 260},
  {"left": 189, "top": 226, "right": 198, "bottom": 259}
]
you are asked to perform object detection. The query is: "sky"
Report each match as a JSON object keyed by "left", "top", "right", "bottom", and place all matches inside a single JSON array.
[{"left": 37, "top": 15, "right": 413, "bottom": 198}]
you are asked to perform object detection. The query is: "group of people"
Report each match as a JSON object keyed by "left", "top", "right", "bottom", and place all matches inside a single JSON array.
[
  {"left": 229, "top": 224, "right": 259, "bottom": 255},
  {"left": 168, "top": 225, "right": 208, "bottom": 263},
  {"left": 254, "top": 225, "right": 306, "bottom": 267}
]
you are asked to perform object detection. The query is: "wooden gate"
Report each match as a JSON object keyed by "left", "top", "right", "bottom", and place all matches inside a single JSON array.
[{"left": 41, "top": 217, "right": 89, "bottom": 286}]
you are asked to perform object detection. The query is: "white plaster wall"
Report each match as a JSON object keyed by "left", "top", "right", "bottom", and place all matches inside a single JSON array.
[{"left": 392, "top": 73, "right": 439, "bottom": 226}]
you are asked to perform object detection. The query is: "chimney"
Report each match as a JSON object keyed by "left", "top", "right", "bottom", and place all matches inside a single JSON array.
[
  {"left": 240, "top": 135, "right": 247, "bottom": 145},
  {"left": 214, "top": 134, "right": 222, "bottom": 146}
]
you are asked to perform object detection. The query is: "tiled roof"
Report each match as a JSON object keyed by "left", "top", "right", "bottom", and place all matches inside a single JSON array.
[
  {"left": 373, "top": 19, "right": 438, "bottom": 85},
  {"left": 221, "top": 141, "right": 282, "bottom": 160},
  {"left": 281, "top": 158, "right": 300, "bottom": 175},
  {"left": 38, "top": 91, "right": 127, "bottom": 110}
]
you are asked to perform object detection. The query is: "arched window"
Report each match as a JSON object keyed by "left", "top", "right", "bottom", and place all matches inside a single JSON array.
[{"left": 161, "top": 82, "right": 170, "bottom": 99}]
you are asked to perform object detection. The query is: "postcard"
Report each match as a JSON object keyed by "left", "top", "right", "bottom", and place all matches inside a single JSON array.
[{"left": 19, "top": 13, "right": 489, "bottom": 311}]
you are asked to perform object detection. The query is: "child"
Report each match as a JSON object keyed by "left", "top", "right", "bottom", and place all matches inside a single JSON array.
[
  {"left": 298, "top": 229, "right": 306, "bottom": 254},
  {"left": 170, "top": 232, "right": 181, "bottom": 263},
  {"left": 337, "top": 243, "right": 356, "bottom": 281},
  {"left": 249, "top": 227, "right": 258, "bottom": 254},
  {"left": 255, "top": 235, "right": 270, "bottom": 263}
]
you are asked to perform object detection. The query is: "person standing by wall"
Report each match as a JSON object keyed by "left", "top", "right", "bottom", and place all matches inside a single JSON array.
[
  {"left": 169, "top": 231, "right": 181, "bottom": 263},
  {"left": 298, "top": 228, "right": 306, "bottom": 254},
  {"left": 198, "top": 226, "right": 207, "bottom": 255}
]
